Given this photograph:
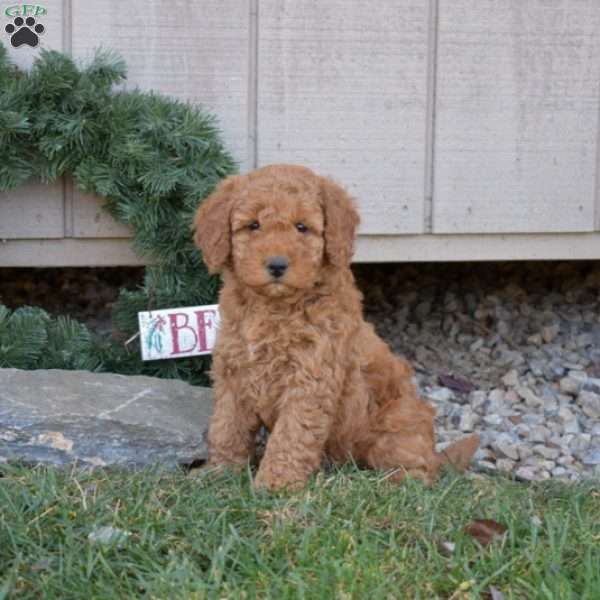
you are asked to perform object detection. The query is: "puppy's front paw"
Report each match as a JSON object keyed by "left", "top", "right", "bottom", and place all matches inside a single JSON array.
[{"left": 254, "top": 464, "right": 306, "bottom": 492}]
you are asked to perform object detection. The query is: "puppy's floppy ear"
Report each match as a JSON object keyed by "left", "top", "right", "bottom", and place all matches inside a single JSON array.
[
  {"left": 193, "top": 177, "right": 237, "bottom": 274},
  {"left": 320, "top": 176, "right": 360, "bottom": 267}
]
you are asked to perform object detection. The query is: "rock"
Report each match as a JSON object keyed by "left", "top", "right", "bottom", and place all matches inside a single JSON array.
[
  {"left": 504, "top": 390, "right": 521, "bottom": 405},
  {"left": 533, "top": 445, "right": 561, "bottom": 460},
  {"left": 426, "top": 387, "right": 455, "bottom": 404},
  {"left": 0, "top": 369, "right": 213, "bottom": 468},
  {"left": 492, "top": 433, "right": 520, "bottom": 460},
  {"left": 558, "top": 407, "right": 581, "bottom": 434},
  {"left": 527, "top": 333, "right": 543, "bottom": 346},
  {"left": 569, "top": 371, "right": 600, "bottom": 395},
  {"left": 517, "top": 443, "right": 533, "bottom": 460},
  {"left": 582, "top": 448, "right": 600, "bottom": 466},
  {"left": 542, "top": 324, "right": 560, "bottom": 344},
  {"left": 496, "top": 458, "right": 515, "bottom": 472},
  {"left": 517, "top": 386, "right": 544, "bottom": 408},
  {"left": 483, "top": 414, "right": 504, "bottom": 427},
  {"left": 458, "top": 406, "right": 479, "bottom": 432},
  {"left": 576, "top": 333, "right": 594, "bottom": 348},
  {"left": 502, "top": 369, "right": 519, "bottom": 388},
  {"left": 515, "top": 466, "right": 541, "bottom": 481},
  {"left": 578, "top": 390, "right": 600, "bottom": 419},
  {"left": 488, "top": 389, "right": 508, "bottom": 414},
  {"left": 559, "top": 377, "right": 580, "bottom": 396},
  {"left": 569, "top": 434, "right": 591, "bottom": 459},
  {"left": 469, "top": 338, "right": 484, "bottom": 352},
  {"left": 469, "top": 390, "right": 487, "bottom": 412}
]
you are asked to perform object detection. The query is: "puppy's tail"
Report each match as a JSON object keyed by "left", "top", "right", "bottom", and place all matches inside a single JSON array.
[{"left": 436, "top": 434, "right": 480, "bottom": 473}]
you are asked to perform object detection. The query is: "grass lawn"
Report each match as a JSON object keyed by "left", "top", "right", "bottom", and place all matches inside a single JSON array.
[{"left": 1, "top": 463, "right": 599, "bottom": 599}]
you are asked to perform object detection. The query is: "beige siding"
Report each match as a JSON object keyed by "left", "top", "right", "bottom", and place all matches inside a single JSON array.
[
  {"left": 71, "top": 0, "right": 250, "bottom": 171},
  {"left": 2, "top": 0, "right": 600, "bottom": 265},
  {"left": 0, "top": 181, "right": 64, "bottom": 239},
  {"left": 257, "top": 0, "right": 429, "bottom": 234},
  {"left": 2, "top": 0, "right": 65, "bottom": 243},
  {"left": 433, "top": 0, "right": 600, "bottom": 234},
  {"left": 72, "top": 190, "right": 131, "bottom": 239}
]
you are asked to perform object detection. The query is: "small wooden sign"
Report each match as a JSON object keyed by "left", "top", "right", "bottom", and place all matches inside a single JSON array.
[{"left": 138, "top": 305, "right": 220, "bottom": 361}]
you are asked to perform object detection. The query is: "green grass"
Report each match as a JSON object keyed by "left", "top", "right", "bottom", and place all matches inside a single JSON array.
[{"left": 1, "top": 464, "right": 599, "bottom": 599}]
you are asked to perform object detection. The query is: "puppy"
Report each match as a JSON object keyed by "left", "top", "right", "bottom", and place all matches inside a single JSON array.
[{"left": 194, "top": 164, "right": 479, "bottom": 490}]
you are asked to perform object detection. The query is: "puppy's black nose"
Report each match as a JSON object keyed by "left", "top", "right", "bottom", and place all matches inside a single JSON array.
[{"left": 266, "top": 256, "right": 289, "bottom": 279}]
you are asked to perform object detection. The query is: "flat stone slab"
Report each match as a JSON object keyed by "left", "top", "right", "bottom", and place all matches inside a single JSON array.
[{"left": 0, "top": 369, "right": 213, "bottom": 468}]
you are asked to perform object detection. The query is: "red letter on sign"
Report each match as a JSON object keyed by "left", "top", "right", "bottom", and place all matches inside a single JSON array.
[
  {"left": 169, "top": 313, "right": 198, "bottom": 355},
  {"left": 195, "top": 310, "right": 217, "bottom": 352}
]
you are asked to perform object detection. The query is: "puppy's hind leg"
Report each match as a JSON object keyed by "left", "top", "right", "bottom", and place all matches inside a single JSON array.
[{"left": 357, "top": 398, "right": 478, "bottom": 486}]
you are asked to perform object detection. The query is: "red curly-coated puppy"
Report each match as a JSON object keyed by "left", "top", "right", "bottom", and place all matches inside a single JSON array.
[{"left": 193, "top": 164, "right": 479, "bottom": 491}]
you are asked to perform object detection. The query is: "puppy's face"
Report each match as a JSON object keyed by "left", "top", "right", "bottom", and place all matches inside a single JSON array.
[
  {"left": 230, "top": 182, "right": 325, "bottom": 297},
  {"left": 194, "top": 164, "right": 360, "bottom": 298}
]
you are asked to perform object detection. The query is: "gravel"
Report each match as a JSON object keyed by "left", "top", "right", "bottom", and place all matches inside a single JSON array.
[
  {"left": 355, "top": 261, "right": 600, "bottom": 482},
  {"left": 3, "top": 261, "right": 600, "bottom": 482}
]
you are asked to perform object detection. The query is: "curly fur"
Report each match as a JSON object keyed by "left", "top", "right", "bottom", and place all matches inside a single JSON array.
[{"left": 194, "top": 164, "right": 479, "bottom": 491}]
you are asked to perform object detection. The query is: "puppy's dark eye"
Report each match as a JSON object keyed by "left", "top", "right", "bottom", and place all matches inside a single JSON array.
[
  {"left": 247, "top": 221, "right": 260, "bottom": 231},
  {"left": 295, "top": 222, "right": 308, "bottom": 233}
]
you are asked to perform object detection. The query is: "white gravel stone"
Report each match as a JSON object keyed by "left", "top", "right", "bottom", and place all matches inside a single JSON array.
[
  {"left": 582, "top": 447, "right": 600, "bottom": 465},
  {"left": 426, "top": 387, "right": 455, "bottom": 403},
  {"left": 493, "top": 433, "right": 520, "bottom": 460},
  {"left": 502, "top": 369, "right": 519, "bottom": 388},
  {"left": 515, "top": 466, "right": 540, "bottom": 481},
  {"left": 483, "top": 414, "right": 504, "bottom": 427},
  {"left": 542, "top": 324, "right": 560, "bottom": 344},
  {"left": 527, "top": 426, "right": 550, "bottom": 443},
  {"left": 578, "top": 390, "right": 600, "bottom": 419},
  {"left": 517, "top": 444, "right": 534, "bottom": 460},
  {"left": 517, "top": 386, "right": 544, "bottom": 408},
  {"left": 363, "top": 262, "right": 600, "bottom": 482},
  {"left": 469, "top": 390, "right": 488, "bottom": 412},
  {"left": 533, "top": 445, "right": 561, "bottom": 460},
  {"left": 559, "top": 377, "right": 580, "bottom": 396},
  {"left": 458, "top": 406, "right": 479, "bottom": 432},
  {"left": 496, "top": 458, "right": 515, "bottom": 472}
]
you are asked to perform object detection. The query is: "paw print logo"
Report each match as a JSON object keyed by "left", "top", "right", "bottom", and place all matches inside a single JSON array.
[{"left": 5, "top": 16, "right": 45, "bottom": 48}]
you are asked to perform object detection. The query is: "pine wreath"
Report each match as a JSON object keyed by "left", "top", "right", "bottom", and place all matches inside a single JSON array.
[{"left": 0, "top": 43, "right": 236, "bottom": 384}]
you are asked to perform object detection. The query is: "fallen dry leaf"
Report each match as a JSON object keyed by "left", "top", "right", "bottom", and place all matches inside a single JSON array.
[{"left": 465, "top": 519, "right": 507, "bottom": 546}]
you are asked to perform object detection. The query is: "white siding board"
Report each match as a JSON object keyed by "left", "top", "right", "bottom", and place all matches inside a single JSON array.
[
  {"left": 434, "top": 0, "right": 600, "bottom": 234},
  {"left": 72, "top": 191, "right": 132, "bottom": 239},
  {"left": 356, "top": 233, "right": 600, "bottom": 263},
  {"left": 0, "top": 239, "right": 146, "bottom": 267},
  {"left": 2, "top": 1, "right": 66, "bottom": 242},
  {"left": 71, "top": 0, "right": 250, "bottom": 171},
  {"left": 257, "top": 0, "right": 429, "bottom": 234},
  {"left": 0, "top": 181, "right": 64, "bottom": 239},
  {"left": 70, "top": 1, "right": 250, "bottom": 243}
]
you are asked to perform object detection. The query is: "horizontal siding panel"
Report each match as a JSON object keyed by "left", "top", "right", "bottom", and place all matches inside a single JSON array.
[
  {"left": 72, "top": 192, "right": 132, "bottom": 239},
  {"left": 433, "top": 0, "right": 600, "bottom": 234},
  {"left": 0, "top": 181, "right": 64, "bottom": 239},
  {"left": 0, "top": 239, "right": 146, "bottom": 267},
  {"left": 356, "top": 232, "right": 600, "bottom": 262}
]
